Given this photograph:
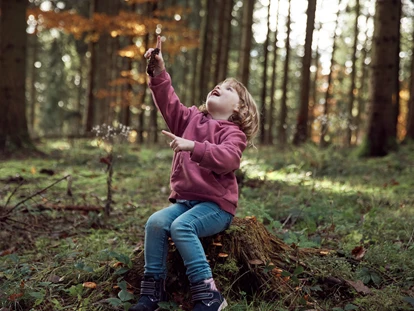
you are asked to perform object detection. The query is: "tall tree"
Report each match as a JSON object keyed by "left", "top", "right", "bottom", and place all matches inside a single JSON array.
[
  {"left": 259, "top": 0, "right": 272, "bottom": 144},
  {"left": 0, "top": 0, "right": 33, "bottom": 153},
  {"left": 238, "top": 0, "right": 255, "bottom": 86},
  {"left": 198, "top": 0, "right": 215, "bottom": 103},
  {"left": 278, "top": 0, "right": 292, "bottom": 146},
  {"left": 292, "top": 0, "right": 317, "bottom": 145},
  {"left": 364, "top": 0, "right": 401, "bottom": 156},
  {"left": 320, "top": 1, "right": 342, "bottom": 147},
  {"left": 405, "top": 16, "right": 414, "bottom": 141},
  {"left": 267, "top": 0, "right": 281, "bottom": 145},
  {"left": 216, "top": 0, "right": 233, "bottom": 83},
  {"left": 345, "top": 0, "right": 360, "bottom": 146},
  {"left": 391, "top": 2, "right": 402, "bottom": 140}
]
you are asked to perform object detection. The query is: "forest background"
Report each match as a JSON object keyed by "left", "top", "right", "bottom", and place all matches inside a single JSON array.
[{"left": 1, "top": 0, "right": 414, "bottom": 310}]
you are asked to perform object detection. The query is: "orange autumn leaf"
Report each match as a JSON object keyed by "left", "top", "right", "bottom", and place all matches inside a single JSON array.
[
  {"left": 83, "top": 282, "right": 97, "bottom": 289},
  {"left": 218, "top": 253, "right": 229, "bottom": 258},
  {"left": 8, "top": 293, "right": 24, "bottom": 301}
]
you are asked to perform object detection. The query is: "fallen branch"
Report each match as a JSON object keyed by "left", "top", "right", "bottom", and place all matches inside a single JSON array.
[{"left": 33, "top": 204, "right": 103, "bottom": 212}]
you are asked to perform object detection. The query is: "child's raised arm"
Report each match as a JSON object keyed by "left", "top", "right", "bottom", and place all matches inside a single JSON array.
[
  {"left": 144, "top": 36, "right": 197, "bottom": 137},
  {"left": 144, "top": 36, "right": 165, "bottom": 77}
]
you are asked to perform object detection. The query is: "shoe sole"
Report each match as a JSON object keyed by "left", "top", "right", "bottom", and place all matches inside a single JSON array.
[{"left": 218, "top": 299, "right": 228, "bottom": 311}]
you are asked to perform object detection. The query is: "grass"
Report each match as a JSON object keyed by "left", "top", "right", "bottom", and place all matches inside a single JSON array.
[{"left": 1, "top": 139, "right": 414, "bottom": 310}]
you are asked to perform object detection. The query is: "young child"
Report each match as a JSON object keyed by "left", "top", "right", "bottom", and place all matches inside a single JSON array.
[{"left": 130, "top": 36, "right": 259, "bottom": 311}]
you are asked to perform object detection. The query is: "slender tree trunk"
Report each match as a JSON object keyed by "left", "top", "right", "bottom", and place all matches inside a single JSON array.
[
  {"left": 259, "top": 1, "right": 272, "bottom": 144},
  {"left": 405, "top": 16, "right": 414, "bottom": 141},
  {"left": 278, "top": 0, "right": 291, "bottom": 146},
  {"left": 238, "top": 0, "right": 255, "bottom": 86},
  {"left": 138, "top": 33, "right": 150, "bottom": 144},
  {"left": 29, "top": 31, "right": 38, "bottom": 135},
  {"left": 267, "top": 0, "right": 281, "bottom": 145},
  {"left": 217, "top": 0, "right": 233, "bottom": 83},
  {"left": 309, "top": 48, "right": 320, "bottom": 140},
  {"left": 198, "top": 0, "right": 215, "bottom": 102},
  {"left": 355, "top": 15, "right": 371, "bottom": 144},
  {"left": 292, "top": 0, "right": 317, "bottom": 145},
  {"left": 0, "top": 0, "right": 32, "bottom": 152},
  {"left": 320, "top": 1, "right": 342, "bottom": 147},
  {"left": 391, "top": 2, "right": 402, "bottom": 140},
  {"left": 346, "top": 0, "right": 360, "bottom": 146},
  {"left": 364, "top": 0, "right": 400, "bottom": 156},
  {"left": 85, "top": 0, "right": 96, "bottom": 132}
]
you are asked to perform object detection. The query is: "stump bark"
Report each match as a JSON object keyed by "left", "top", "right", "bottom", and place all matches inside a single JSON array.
[{"left": 126, "top": 216, "right": 327, "bottom": 309}]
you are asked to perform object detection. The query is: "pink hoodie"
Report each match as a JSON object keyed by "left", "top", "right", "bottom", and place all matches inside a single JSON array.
[{"left": 149, "top": 71, "right": 247, "bottom": 215}]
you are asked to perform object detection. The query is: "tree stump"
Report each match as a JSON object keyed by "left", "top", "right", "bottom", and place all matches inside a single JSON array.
[{"left": 126, "top": 216, "right": 327, "bottom": 309}]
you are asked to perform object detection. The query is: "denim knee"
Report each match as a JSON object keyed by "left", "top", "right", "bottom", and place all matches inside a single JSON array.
[
  {"left": 170, "top": 218, "right": 193, "bottom": 240},
  {"left": 146, "top": 210, "right": 171, "bottom": 232}
]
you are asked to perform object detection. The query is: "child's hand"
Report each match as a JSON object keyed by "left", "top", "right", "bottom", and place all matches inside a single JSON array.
[
  {"left": 144, "top": 36, "right": 165, "bottom": 77},
  {"left": 162, "top": 130, "right": 195, "bottom": 153}
]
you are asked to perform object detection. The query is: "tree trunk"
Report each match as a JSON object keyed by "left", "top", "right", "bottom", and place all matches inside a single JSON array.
[
  {"left": 259, "top": 1, "right": 272, "bottom": 145},
  {"left": 238, "top": 0, "right": 255, "bottom": 86},
  {"left": 355, "top": 15, "right": 371, "bottom": 144},
  {"left": 320, "top": 1, "right": 342, "bottom": 148},
  {"left": 345, "top": 0, "right": 360, "bottom": 146},
  {"left": 198, "top": 0, "right": 215, "bottom": 103},
  {"left": 278, "top": 0, "right": 291, "bottom": 147},
  {"left": 405, "top": 16, "right": 414, "bottom": 141},
  {"left": 391, "top": 2, "right": 402, "bottom": 140},
  {"left": 126, "top": 217, "right": 330, "bottom": 309},
  {"left": 364, "top": 0, "right": 400, "bottom": 156},
  {"left": 292, "top": 0, "right": 317, "bottom": 146},
  {"left": 85, "top": 0, "right": 96, "bottom": 133},
  {"left": 0, "top": 0, "right": 33, "bottom": 153},
  {"left": 267, "top": 0, "right": 281, "bottom": 145},
  {"left": 28, "top": 31, "right": 38, "bottom": 136},
  {"left": 217, "top": 0, "right": 233, "bottom": 83}
]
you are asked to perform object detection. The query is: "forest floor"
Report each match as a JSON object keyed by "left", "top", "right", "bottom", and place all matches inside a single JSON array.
[{"left": 0, "top": 139, "right": 414, "bottom": 311}]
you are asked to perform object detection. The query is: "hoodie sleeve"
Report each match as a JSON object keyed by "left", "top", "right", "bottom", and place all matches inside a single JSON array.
[
  {"left": 190, "top": 130, "right": 247, "bottom": 175},
  {"left": 149, "top": 70, "right": 197, "bottom": 137}
]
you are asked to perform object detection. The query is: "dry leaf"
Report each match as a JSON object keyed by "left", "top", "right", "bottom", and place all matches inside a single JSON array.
[
  {"left": 248, "top": 259, "right": 264, "bottom": 265},
  {"left": 47, "top": 274, "right": 61, "bottom": 283},
  {"left": 0, "top": 247, "right": 16, "bottom": 257},
  {"left": 83, "top": 282, "right": 97, "bottom": 289},
  {"left": 212, "top": 242, "right": 223, "bottom": 246},
  {"left": 351, "top": 246, "right": 366, "bottom": 260},
  {"left": 345, "top": 280, "right": 371, "bottom": 295},
  {"left": 320, "top": 250, "right": 330, "bottom": 256},
  {"left": 8, "top": 293, "right": 23, "bottom": 301},
  {"left": 244, "top": 216, "right": 257, "bottom": 222},
  {"left": 218, "top": 253, "right": 228, "bottom": 258},
  {"left": 31, "top": 167, "right": 36, "bottom": 174},
  {"left": 112, "top": 262, "right": 123, "bottom": 268}
]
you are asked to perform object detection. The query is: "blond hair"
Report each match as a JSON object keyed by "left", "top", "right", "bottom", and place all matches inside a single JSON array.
[{"left": 199, "top": 78, "right": 259, "bottom": 144}]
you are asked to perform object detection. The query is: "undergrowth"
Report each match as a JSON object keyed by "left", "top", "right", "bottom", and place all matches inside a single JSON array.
[{"left": 0, "top": 139, "right": 413, "bottom": 310}]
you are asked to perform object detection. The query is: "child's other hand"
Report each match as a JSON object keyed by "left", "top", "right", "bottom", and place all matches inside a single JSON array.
[
  {"left": 144, "top": 36, "right": 165, "bottom": 77},
  {"left": 162, "top": 130, "right": 195, "bottom": 153}
]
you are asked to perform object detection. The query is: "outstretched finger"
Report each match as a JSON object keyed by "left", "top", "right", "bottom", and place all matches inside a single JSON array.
[
  {"left": 156, "top": 35, "right": 162, "bottom": 50},
  {"left": 161, "top": 130, "right": 175, "bottom": 140}
]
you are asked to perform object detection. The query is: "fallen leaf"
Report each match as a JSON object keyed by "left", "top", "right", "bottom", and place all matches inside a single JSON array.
[
  {"left": 245, "top": 216, "right": 257, "bottom": 222},
  {"left": 345, "top": 280, "right": 371, "bottom": 295},
  {"left": 83, "top": 282, "right": 97, "bottom": 289},
  {"left": 212, "top": 242, "right": 223, "bottom": 246},
  {"left": 320, "top": 250, "right": 330, "bottom": 255},
  {"left": 8, "top": 293, "right": 23, "bottom": 301},
  {"left": 218, "top": 253, "right": 228, "bottom": 258},
  {"left": 0, "top": 247, "right": 16, "bottom": 257},
  {"left": 248, "top": 259, "right": 264, "bottom": 265},
  {"left": 47, "top": 274, "right": 61, "bottom": 283},
  {"left": 31, "top": 167, "right": 36, "bottom": 174},
  {"left": 112, "top": 262, "right": 123, "bottom": 268},
  {"left": 351, "top": 246, "right": 366, "bottom": 260}
]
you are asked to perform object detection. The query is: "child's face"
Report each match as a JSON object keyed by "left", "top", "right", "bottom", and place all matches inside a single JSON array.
[{"left": 206, "top": 82, "right": 240, "bottom": 120}]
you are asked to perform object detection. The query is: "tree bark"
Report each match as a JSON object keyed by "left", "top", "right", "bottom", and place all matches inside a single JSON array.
[
  {"left": 238, "top": 0, "right": 255, "bottom": 86},
  {"left": 278, "top": 0, "right": 291, "bottom": 146},
  {"left": 406, "top": 16, "right": 414, "bottom": 141},
  {"left": 267, "top": 0, "right": 281, "bottom": 145},
  {"left": 345, "top": 0, "right": 360, "bottom": 146},
  {"left": 0, "top": 0, "right": 33, "bottom": 153},
  {"left": 320, "top": 1, "right": 342, "bottom": 148},
  {"left": 216, "top": 0, "right": 233, "bottom": 83},
  {"left": 292, "top": 0, "right": 317, "bottom": 146},
  {"left": 259, "top": 1, "right": 272, "bottom": 144},
  {"left": 364, "top": 0, "right": 400, "bottom": 156}
]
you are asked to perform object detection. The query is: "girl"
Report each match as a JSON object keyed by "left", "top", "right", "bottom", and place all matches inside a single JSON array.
[{"left": 130, "top": 36, "right": 259, "bottom": 311}]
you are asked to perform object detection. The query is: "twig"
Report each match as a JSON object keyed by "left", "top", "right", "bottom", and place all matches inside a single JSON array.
[
  {"left": 5, "top": 175, "right": 71, "bottom": 216},
  {"left": 4, "top": 181, "right": 24, "bottom": 207}
]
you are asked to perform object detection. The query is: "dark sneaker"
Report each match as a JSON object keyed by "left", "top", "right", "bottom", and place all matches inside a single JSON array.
[
  {"left": 129, "top": 277, "right": 167, "bottom": 311},
  {"left": 191, "top": 281, "right": 228, "bottom": 311}
]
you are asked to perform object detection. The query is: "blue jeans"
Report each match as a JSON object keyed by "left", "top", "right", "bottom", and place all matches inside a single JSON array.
[{"left": 144, "top": 200, "right": 233, "bottom": 284}]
